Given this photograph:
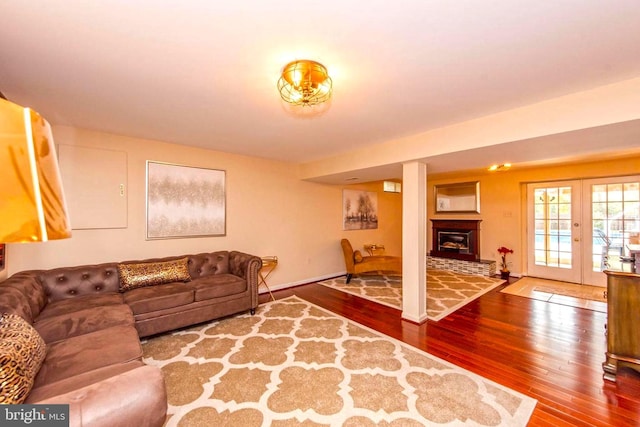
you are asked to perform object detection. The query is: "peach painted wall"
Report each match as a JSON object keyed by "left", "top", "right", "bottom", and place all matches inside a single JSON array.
[
  {"left": 339, "top": 182, "right": 403, "bottom": 258},
  {"left": 5, "top": 125, "right": 634, "bottom": 285},
  {"left": 427, "top": 156, "right": 640, "bottom": 276},
  {"left": 4, "top": 127, "right": 402, "bottom": 290}
]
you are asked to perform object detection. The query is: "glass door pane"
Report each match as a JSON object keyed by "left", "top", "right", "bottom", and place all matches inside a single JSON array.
[
  {"left": 591, "top": 181, "right": 640, "bottom": 272},
  {"left": 583, "top": 176, "right": 640, "bottom": 287},
  {"left": 533, "top": 186, "right": 573, "bottom": 269}
]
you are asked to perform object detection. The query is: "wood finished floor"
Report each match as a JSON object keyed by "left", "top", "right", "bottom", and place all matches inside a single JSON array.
[{"left": 259, "top": 278, "right": 640, "bottom": 426}]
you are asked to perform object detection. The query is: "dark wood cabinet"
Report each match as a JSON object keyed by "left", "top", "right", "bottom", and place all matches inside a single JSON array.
[{"left": 603, "top": 270, "right": 640, "bottom": 382}]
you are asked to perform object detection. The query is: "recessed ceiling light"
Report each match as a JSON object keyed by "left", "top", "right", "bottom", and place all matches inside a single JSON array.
[{"left": 488, "top": 163, "right": 511, "bottom": 172}]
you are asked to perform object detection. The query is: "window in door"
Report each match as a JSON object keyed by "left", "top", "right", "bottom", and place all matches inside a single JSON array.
[
  {"left": 533, "top": 186, "right": 573, "bottom": 269},
  {"left": 527, "top": 181, "right": 581, "bottom": 284},
  {"left": 590, "top": 181, "right": 640, "bottom": 272}
]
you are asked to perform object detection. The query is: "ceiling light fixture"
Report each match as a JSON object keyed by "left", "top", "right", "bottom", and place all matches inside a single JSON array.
[
  {"left": 488, "top": 163, "right": 511, "bottom": 172},
  {"left": 277, "top": 60, "right": 332, "bottom": 106}
]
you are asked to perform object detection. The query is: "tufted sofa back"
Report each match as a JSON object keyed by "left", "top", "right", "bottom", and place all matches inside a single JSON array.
[
  {"left": 1, "top": 251, "right": 241, "bottom": 318},
  {"left": 188, "top": 252, "right": 230, "bottom": 277},
  {"left": 37, "top": 263, "right": 121, "bottom": 303},
  {"left": 117, "top": 251, "right": 231, "bottom": 279},
  {"left": 37, "top": 252, "right": 233, "bottom": 304}
]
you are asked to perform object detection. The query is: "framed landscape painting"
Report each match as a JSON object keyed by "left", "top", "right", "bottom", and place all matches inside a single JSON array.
[
  {"left": 146, "top": 161, "right": 226, "bottom": 239},
  {"left": 343, "top": 189, "right": 378, "bottom": 230}
]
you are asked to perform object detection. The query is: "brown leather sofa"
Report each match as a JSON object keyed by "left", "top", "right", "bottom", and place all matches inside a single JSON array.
[
  {"left": 340, "top": 239, "right": 402, "bottom": 283},
  {"left": 0, "top": 250, "right": 262, "bottom": 427}
]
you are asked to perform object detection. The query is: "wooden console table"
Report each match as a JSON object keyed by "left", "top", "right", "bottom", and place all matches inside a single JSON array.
[{"left": 603, "top": 270, "right": 640, "bottom": 382}]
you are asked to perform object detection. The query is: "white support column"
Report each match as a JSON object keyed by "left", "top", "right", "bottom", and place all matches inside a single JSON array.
[{"left": 401, "top": 161, "right": 428, "bottom": 323}]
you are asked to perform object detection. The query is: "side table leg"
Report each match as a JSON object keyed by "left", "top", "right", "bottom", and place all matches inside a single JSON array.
[{"left": 259, "top": 274, "right": 276, "bottom": 301}]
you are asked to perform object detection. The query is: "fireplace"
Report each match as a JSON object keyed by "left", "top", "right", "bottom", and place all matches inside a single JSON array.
[
  {"left": 438, "top": 231, "right": 472, "bottom": 253},
  {"left": 430, "top": 219, "right": 481, "bottom": 261}
]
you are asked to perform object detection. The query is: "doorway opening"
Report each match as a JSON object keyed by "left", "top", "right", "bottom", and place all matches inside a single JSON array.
[{"left": 527, "top": 176, "right": 640, "bottom": 287}]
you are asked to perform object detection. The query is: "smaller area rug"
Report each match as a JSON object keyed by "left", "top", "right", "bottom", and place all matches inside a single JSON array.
[
  {"left": 142, "top": 296, "right": 536, "bottom": 426},
  {"left": 317, "top": 269, "right": 505, "bottom": 321},
  {"left": 501, "top": 277, "right": 607, "bottom": 312}
]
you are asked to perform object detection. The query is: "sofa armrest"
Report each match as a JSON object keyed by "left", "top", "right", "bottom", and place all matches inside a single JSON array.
[
  {"left": 33, "top": 366, "right": 167, "bottom": 427},
  {"left": 229, "top": 252, "right": 262, "bottom": 280},
  {"left": 229, "top": 252, "right": 262, "bottom": 307}
]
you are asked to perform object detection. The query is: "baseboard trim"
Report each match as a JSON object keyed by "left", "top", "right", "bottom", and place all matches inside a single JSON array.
[
  {"left": 258, "top": 271, "right": 346, "bottom": 295},
  {"left": 258, "top": 268, "right": 519, "bottom": 296}
]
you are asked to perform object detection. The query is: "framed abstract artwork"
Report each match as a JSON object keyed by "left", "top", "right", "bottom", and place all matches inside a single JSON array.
[{"left": 146, "top": 161, "right": 226, "bottom": 239}]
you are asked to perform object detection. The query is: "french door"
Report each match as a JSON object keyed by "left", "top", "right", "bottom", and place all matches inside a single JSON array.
[
  {"left": 527, "top": 176, "right": 640, "bottom": 287},
  {"left": 527, "top": 181, "right": 581, "bottom": 283},
  {"left": 583, "top": 176, "right": 640, "bottom": 286}
]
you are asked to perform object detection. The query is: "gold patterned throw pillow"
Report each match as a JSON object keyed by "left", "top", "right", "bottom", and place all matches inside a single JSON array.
[
  {"left": 353, "top": 250, "right": 363, "bottom": 263},
  {"left": 118, "top": 258, "right": 191, "bottom": 292},
  {"left": 0, "top": 313, "right": 47, "bottom": 404}
]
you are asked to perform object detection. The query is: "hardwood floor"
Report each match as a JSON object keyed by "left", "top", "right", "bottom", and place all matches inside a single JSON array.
[{"left": 260, "top": 278, "right": 640, "bottom": 426}]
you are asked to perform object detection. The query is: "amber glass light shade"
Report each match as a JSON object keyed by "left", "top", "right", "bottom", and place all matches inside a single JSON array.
[
  {"left": 277, "top": 60, "right": 332, "bottom": 106},
  {"left": 0, "top": 98, "right": 71, "bottom": 242}
]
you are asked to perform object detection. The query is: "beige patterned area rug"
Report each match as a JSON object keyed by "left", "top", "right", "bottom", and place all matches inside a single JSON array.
[
  {"left": 142, "top": 296, "right": 536, "bottom": 426},
  {"left": 317, "top": 269, "right": 505, "bottom": 321}
]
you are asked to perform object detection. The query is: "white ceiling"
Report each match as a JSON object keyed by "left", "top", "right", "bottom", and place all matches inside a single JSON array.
[{"left": 2, "top": 1, "right": 640, "bottom": 181}]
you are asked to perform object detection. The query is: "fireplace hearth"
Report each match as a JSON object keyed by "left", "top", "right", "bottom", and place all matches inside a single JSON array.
[{"left": 430, "top": 219, "right": 481, "bottom": 261}]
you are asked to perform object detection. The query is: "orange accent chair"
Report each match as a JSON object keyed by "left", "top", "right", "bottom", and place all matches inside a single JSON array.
[{"left": 340, "top": 239, "right": 402, "bottom": 283}]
